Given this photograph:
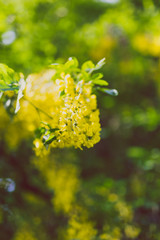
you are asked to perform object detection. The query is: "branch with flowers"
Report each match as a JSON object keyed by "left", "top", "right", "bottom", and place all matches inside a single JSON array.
[{"left": 0, "top": 57, "right": 118, "bottom": 153}]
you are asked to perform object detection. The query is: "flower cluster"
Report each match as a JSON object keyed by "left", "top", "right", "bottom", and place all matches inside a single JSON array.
[
  {"left": 25, "top": 70, "right": 101, "bottom": 150},
  {"left": 0, "top": 58, "right": 116, "bottom": 152}
]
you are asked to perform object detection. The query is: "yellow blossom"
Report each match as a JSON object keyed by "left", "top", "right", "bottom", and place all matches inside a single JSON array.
[{"left": 19, "top": 69, "right": 101, "bottom": 150}]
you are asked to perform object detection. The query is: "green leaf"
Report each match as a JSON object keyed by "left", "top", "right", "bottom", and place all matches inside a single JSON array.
[
  {"left": 94, "top": 58, "right": 106, "bottom": 71},
  {"left": 0, "top": 63, "right": 20, "bottom": 91},
  {"left": 0, "top": 63, "right": 25, "bottom": 114},
  {"left": 49, "top": 128, "right": 59, "bottom": 133},
  {"left": 92, "top": 73, "right": 104, "bottom": 80},
  {"left": 60, "top": 90, "right": 65, "bottom": 97},
  {"left": 0, "top": 87, "right": 19, "bottom": 91},
  {"left": 82, "top": 60, "right": 95, "bottom": 72},
  {"left": 92, "top": 79, "right": 108, "bottom": 87},
  {"left": 78, "top": 71, "right": 90, "bottom": 82},
  {"left": 82, "top": 58, "right": 106, "bottom": 74},
  {"left": 35, "top": 127, "right": 46, "bottom": 138},
  {"left": 42, "top": 134, "right": 56, "bottom": 145},
  {"left": 98, "top": 88, "right": 118, "bottom": 96},
  {"left": 66, "top": 57, "right": 79, "bottom": 68}
]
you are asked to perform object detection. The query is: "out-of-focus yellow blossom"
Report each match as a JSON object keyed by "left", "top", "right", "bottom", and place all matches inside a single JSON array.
[
  {"left": 13, "top": 226, "right": 37, "bottom": 240},
  {"left": 33, "top": 139, "right": 49, "bottom": 157},
  {"left": 12, "top": 199, "right": 47, "bottom": 240},
  {"left": 0, "top": 104, "right": 32, "bottom": 150},
  {"left": 19, "top": 69, "right": 101, "bottom": 150},
  {"left": 108, "top": 193, "right": 118, "bottom": 202},
  {"left": 133, "top": 34, "right": 160, "bottom": 57},
  {"left": 48, "top": 164, "right": 79, "bottom": 213},
  {"left": 108, "top": 193, "right": 133, "bottom": 222},
  {"left": 100, "top": 226, "right": 121, "bottom": 240},
  {"left": 115, "top": 201, "right": 133, "bottom": 221},
  {"left": 124, "top": 224, "right": 140, "bottom": 239},
  {"left": 32, "top": 153, "right": 97, "bottom": 239},
  {"left": 33, "top": 155, "right": 79, "bottom": 213},
  {"left": 66, "top": 208, "right": 97, "bottom": 240}
]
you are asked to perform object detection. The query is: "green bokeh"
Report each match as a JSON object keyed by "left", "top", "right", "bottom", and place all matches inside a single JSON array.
[{"left": 1, "top": 0, "right": 160, "bottom": 239}]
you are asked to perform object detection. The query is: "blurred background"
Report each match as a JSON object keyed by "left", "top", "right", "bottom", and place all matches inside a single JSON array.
[{"left": 1, "top": 0, "right": 160, "bottom": 239}]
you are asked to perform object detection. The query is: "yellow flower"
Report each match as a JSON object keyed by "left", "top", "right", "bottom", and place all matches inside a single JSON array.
[{"left": 19, "top": 70, "right": 101, "bottom": 150}]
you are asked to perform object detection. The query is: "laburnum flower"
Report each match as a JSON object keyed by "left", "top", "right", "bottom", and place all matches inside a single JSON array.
[{"left": 22, "top": 70, "right": 101, "bottom": 151}]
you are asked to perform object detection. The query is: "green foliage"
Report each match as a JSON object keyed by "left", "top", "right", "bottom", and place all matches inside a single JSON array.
[
  {"left": 0, "top": 57, "right": 116, "bottom": 117},
  {"left": 35, "top": 122, "right": 59, "bottom": 148},
  {"left": 0, "top": 64, "right": 26, "bottom": 113},
  {"left": 0, "top": 64, "right": 19, "bottom": 91},
  {"left": 0, "top": 0, "right": 160, "bottom": 239},
  {"left": 50, "top": 57, "right": 116, "bottom": 96}
]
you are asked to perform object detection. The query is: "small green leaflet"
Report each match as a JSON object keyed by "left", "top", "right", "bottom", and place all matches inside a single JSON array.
[
  {"left": 82, "top": 60, "right": 95, "bottom": 72},
  {"left": 92, "top": 79, "right": 108, "bottom": 87},
  {"left": 50, "top": 57, "right": 80, "bottom": 82},
  {"left": 42, "top": 134, "right": 56, "bottom": 145},
  {"left": 92, "top": 73, "right": 103, "bottom": 80},
  {"left": 98, "top": 88, "right": 118, "bottom": 96},
  {"left": 82, "top": 58, "right": 106, "bottom": 74},
  {"left": 49, "top": 128, "right": 59, "bottom": 133},
  {"left": 94, "top": 58, "right": 106, "bottom": 71},
  {"left": 35, "top": 127, "right": 46, "bottom": 138},
  {"left": 65, "top": 57, "right": 79, "bottom": 68},
  {"left": 42, "top": 133, "right": 57, "bottom": 149},
  {"left": 60, "top": 90, "right": 65, "bottom": 97}
]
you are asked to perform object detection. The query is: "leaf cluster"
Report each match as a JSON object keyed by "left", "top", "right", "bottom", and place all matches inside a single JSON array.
[
  {"left": 50, "top": 57, "right": 118, "bottom": 96},
  {"left": 0, "top": 64, "right": 26, "bottom": 114},
  {"left": 35, "top": 122, "right": 59, "bottom": 149}
]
